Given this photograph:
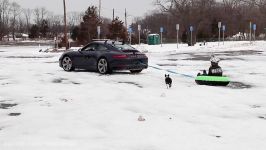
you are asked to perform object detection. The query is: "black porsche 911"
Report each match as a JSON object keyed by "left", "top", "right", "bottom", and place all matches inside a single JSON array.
[{"left": 59, "top": 40, "right": 148, "bottom": 74}]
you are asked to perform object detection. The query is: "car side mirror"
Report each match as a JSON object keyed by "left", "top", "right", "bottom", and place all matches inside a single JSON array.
[{"left": 78, "top": 48, "right": 82, "bottom": 52}]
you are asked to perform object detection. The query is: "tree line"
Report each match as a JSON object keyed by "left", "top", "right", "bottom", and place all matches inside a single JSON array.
[
  {"left": 0, "top": 0, "right": 128, "bottom": 46},
  {"left": 1, "top": 0, "right": 265, "bottom": 45},
  {"left": 0, "top": 0, "right": 82, "bottom": 41},
  {"left": 131, "top": 0, "right": 266, "bottom": 43}
]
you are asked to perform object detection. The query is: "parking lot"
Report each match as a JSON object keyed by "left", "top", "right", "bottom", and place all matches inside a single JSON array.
[{"left": 1, "top": 41, "right": 266, "bottom": 150}]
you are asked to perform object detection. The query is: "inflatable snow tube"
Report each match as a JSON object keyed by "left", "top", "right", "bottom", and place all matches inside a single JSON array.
[{"left": 195, "top": 75, "right": 230, "bottom": 86}]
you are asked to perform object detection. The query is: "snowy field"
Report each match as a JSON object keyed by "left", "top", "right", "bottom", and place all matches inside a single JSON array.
[{"left": 0, "top": 41, "right": 266, "bottom": 150}]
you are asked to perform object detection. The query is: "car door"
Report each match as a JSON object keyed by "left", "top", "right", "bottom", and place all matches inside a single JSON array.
[
  {"left": 89, "top": 44, "right": 109, "bottom": 70},
  {"left": 75, "top": 43, "right": 98, "bottom": 69}
]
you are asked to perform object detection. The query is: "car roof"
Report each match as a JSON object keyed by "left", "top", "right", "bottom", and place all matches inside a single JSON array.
[{"left": 91, "top": 40, "right": 125, "bottom": 45}]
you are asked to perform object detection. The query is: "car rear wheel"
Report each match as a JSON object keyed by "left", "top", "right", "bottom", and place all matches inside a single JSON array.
[
  {"left": 62, "top": 56, "right": 74, "bottom": 71},
  {"left": 97, "top": 58, "right": 110, "bottom": 74},
  {"left": 130, "top": 70, "right": 142, "bottom": 74}
]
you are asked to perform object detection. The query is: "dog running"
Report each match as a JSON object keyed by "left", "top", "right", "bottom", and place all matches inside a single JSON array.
[{"left": 165, "top": 74, "right": 172, "bottom": 89}]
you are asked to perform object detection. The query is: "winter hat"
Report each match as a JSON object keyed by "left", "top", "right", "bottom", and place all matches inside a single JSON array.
[{"left": 210, "top": 55, "right": 220, "bottom": 63}]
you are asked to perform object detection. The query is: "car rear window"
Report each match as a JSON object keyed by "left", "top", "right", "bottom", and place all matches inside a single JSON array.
[{"left": 113, "top": 44, "right": 136, "bottom": 50}]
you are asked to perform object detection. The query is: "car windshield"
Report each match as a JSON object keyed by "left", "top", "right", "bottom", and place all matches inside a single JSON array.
[{"left": 113, "top": 44, "right": 136, "bottom": 50}]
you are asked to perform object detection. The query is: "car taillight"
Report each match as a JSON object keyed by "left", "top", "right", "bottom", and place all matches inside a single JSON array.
[{"left": 112, "top": 54, "right": 128, "bottom": 59}]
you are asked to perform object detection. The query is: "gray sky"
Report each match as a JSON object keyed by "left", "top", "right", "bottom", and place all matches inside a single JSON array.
[{"left": 12, "top": 0, "right": 157, "bottom": 20}]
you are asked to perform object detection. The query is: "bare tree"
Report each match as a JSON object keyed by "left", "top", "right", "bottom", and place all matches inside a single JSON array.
[
  {"left": 10, "top": 2, "right": 20, "bottom": 40},
  {"left": 23, "top": 8, "right": 32, "bottom": 34},
  {"left": 0, "top": 0, "right": 10, "bottom": 40},
  {"left": 33, "top": 7, "right": 41, "bottom": 25},
  {"left": 47, "top": 14, "right": 64, "bottom": 37},
  {"left": 40, "top": 7, "right": 47, "bottom": 21},
  {"left": 67, "top": 11, "right": 82, "bottom": 28}
]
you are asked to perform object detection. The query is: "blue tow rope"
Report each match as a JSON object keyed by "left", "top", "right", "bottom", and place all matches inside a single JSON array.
[{"left": 149, "top": 65, "right": 195, "bottom": 79}]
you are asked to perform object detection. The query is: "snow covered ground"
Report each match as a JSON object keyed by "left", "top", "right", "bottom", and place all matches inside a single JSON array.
[{"left": 0, "top": 41, "right": 266, "bottom": 150}]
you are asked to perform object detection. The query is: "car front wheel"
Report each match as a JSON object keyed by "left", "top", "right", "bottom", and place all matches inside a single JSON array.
[
  {"left": 97, "top": 58, "right": 110, "bottom": 74},
  {"left": 62, "top": 56, "right": 74, "bottom": 71}
]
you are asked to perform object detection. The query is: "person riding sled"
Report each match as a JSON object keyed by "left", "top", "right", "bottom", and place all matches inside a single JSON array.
[{"left": 198, "top": 55, "right": 223, "bottom": 76}]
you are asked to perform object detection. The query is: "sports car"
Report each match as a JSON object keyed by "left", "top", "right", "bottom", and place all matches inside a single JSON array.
[{"left": 59, "top": 40, "right": 148, "bottom": 74}]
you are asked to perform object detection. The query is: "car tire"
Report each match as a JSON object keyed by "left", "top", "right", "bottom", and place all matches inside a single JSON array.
[
  {"left": 97, "top": 58, "right": 111, "bottom": 74},
  {"left": 62, "top": 56, "right": 74, "bottom": 71},
  {"left": 130, "top": 70, "right": 142, "bottom": 74}
]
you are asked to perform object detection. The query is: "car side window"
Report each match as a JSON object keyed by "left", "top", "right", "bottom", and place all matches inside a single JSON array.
[
  {"left": 96, "top": 44, "right": 108, "bottom": 51},
  {"left": 83, "top": 44, "right": 97, "bottom": 51}
]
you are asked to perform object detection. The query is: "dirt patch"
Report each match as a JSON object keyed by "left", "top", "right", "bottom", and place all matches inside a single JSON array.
[
  {"left": 118, "top": 81, "right": 143, "bottom": 88},
  {"left": 258, "top": 115, "right": 266, "bottom": 120},
  {"left": 8, "top": 113, "right": 21, "bottom": 116},
  {"left": 52, "top": 78, "right": 80, "bottom": 85},
  {"left": 5, "top": 56, "right": 53, "bottom": 59},
  {"left": 71, "top": 81, "right": 81, "bottom": 85},
  {"left": 170, "top": 50, "right": 262, "bottom": 61},
  {"left": 214, "top": 135, "right": 222, "bottom": 138},
  {"left": 182, "top": 55, "right": 245, "bottom": 61},
  {"left": 222, "top": 57, "right": 245, "bottom": 61},
  {"left": 251, "top": 105, "right": 261, "bottom": 108},
  {"left": 0, "top": 77, "right": 7, "bottom": 80},
  {"left": 60, "top": 98, "right": 72, "bottom": 102},
  {"left": 227, "top": 82, "right": 252, "bottom": 89},
  {"left": 52, "top": 78, "right": 67, "bottom": 83},
  {"left": 46, "top": 73, "right": 55, "bottom": 75},
  {"left": 45, "top": 61, "right": 59, "bottom": 63},
  {"left": 34, "top": 96, "right": 43, "bottom": 99},
  {"left": 182, "top": 56, "right": 210, "bottom": 61},
  {"left": 0, "top": 103, "right": 18, "bottom": 109},
  {"left": 249, "top": 72, "right": 264, "bottom": 75},
  {"left": 1, "top": 83, "right": 11, "bottom": 85},
  {"left": 157, "top": 63, "right": 177, "bottom": 66},
  {"left": 220, "top": 50, "right": 263, "bottom": 56},
  {"left": 166, "top": 59, "right": 178, "bottom": 61}
]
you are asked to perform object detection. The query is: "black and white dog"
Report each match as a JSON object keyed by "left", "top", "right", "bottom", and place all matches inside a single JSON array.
[{"left": 165, "top": 74, "right": 172, "bottom": 88}]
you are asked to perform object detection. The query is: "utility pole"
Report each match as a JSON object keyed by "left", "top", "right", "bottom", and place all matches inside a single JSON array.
[
  {"left": 189, "top": 26, "right": 193, "bottom": 46},
  {"left": 125, "top": 8, "right": 127, "bottom": 28},
  {"left": 160, "top": 27, "right": 163, "bottom": 47},
  {"left": 113, "top": 8, "right": 114, "bottom": 20},
  {"left": 218, "top": 22, "right": 221, "bottom": 46},
  {"left": 253, "top": 24, "right": 256, "bottom": 41},
  {"left": 99, "top": 0, "right": 101, "bottom": 19},
  {"left": 222, "top": 25, "right": 225, "bottom": 45},
  {"left": 138, "top": 25, "right": 141, "bottom": 45},
  {"left": 63, "top": 0, "right": 68, "bottom": 50},
  {"left": 250, "top": 21, "right": 252, "bottom": 43},
  {"left": 176, "top": 24, "right": 179, "bottom": 48},
  {"left": 128, "top": 27, "right": 132, "bottom": 45}
]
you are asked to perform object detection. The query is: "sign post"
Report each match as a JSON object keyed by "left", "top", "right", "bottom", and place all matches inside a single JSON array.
[
  {"left": 138, "top": 25, "right": 141, "bottom": 45},
  {"left": 189, "top": 26, "right": 193, "bottom": 46},
  {"left": 253, "top": 24, "right": 256, "bottom": 41},
  {"left": 54, "top": 37, "right": 57, "bottom": 49},
  {"left": 264, "top": 28, "right": 266, "bottom": 41},
  {"left": 250, "top": 22, "right": 252, "bottom": 43},
  {"left": 97, "top": 26, "right": 101, "bottom": 39},
  {"left": 218, "top": 22, "right": 222, "bottom": 46},
  {"left": 176, "top": 24, "right": 179, "bottom": 48},
  {"left": 160, "top": 27, "right": 163, "bottom": 47},
  {"left": 128, "top": 27, "right": 132, "bottom": 45},
  {"left": 222, "top": 25, "right": 225, "bottom": 45}
]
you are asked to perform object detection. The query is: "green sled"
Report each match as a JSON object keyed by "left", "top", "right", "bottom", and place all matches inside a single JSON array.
[{"left": 195, "top": 75, "right": 230, "bottom": 86}]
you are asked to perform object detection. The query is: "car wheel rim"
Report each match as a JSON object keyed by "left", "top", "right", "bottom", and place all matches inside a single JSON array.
[
  {"left": 98, "top": 59, "right": 108, "bottom": 73},
  {"left": 62, "top": 57, "right": 72, "bottom": 71}
]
